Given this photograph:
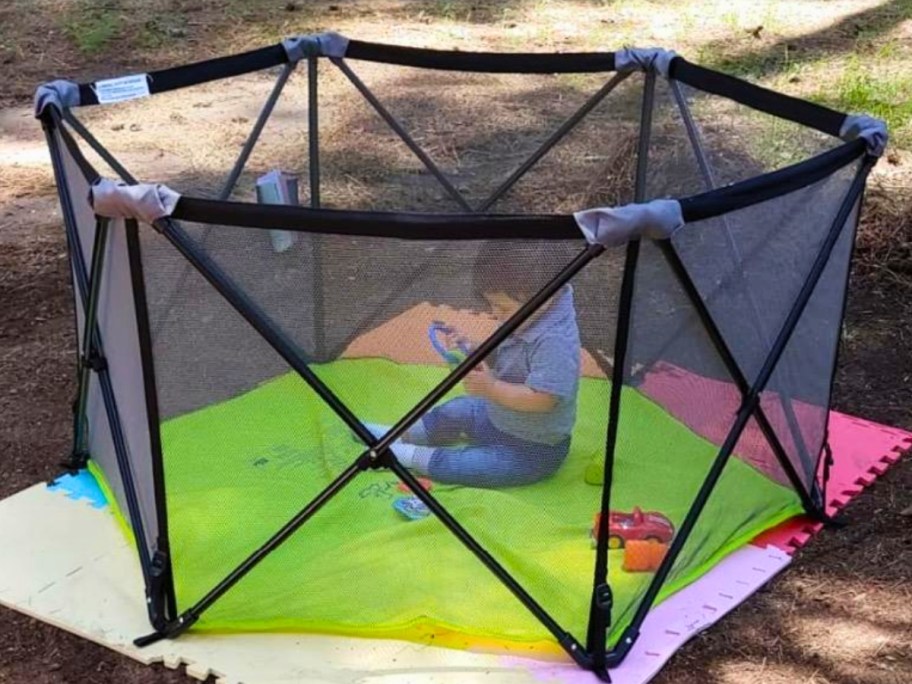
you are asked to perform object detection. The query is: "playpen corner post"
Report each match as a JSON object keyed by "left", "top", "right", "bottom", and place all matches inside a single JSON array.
[
  {"left": 586, "top": 67, "right": 656, "bottom": 668},
  {"left": 308, "top": 56, "right": 321, "bottom": 210},
  {"left": 44, "top": 121, "right": 163, "bottom": 618},
  {"left": 812, "top": 167, "right": 869, "bottom": 517},
  {"left": 125, "top": 218, "right": 178, "bottom": 625},
  {"left": 44, "top": 122, "right": 175, "bottom": 621},
  {"left": 308, "top": 54, "right": 327, "bottom": 360},
  {"left": 634, "top": 71, "right": 656, "bottom": 205},
  {"left": 41, "top": 114, "right": 92, "bottom": 472}
]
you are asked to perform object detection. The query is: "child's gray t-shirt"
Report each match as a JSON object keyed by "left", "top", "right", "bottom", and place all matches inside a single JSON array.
[{"left": 487, "top": 285, "right": 581, "bottom": 445}]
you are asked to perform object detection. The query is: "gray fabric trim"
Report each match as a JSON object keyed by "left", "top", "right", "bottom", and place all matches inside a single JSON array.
[
  {"left": 90, "top": 178, "right": 180, "bottom": 224},
  {"left": 839, "top": 114, "right": 888, "bottom": 157},
  {"left": 34, "top": 80, "right": 81, "bottom": 118},
  {"left": 615, "top": 47, "right": 677, "bottom": 77},
  {"left": 282, "top": 32, "right": 349, "bottom": 62},
  {"left": 574, "top": 199, "right": 684, "bottom": 247}
]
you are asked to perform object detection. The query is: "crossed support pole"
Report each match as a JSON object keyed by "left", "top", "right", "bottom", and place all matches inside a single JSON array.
[{"left": 132, "top": 214, "right": 605, "bottom": 671}]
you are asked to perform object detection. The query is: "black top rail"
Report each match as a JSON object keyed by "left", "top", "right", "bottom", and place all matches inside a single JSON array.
[
  {"left": 669, "top": 58, "right": 846, "bottom": 139},
  {"left": 51, "top": 109, "right": 865, "bottom": 239},
  {"left": 62, "top": 35, "right": 851, "bottom": 141},
  {"left": 345, "top": 40, "right": 615, "bottom": 73}
]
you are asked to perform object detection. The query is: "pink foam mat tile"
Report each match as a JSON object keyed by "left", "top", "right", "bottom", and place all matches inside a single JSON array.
[
  {"left": 752, "top": 410, "right": 910, "bottom": 554},
  {"left": 500, "top": 545, "right": 792, "bottom": 684}
]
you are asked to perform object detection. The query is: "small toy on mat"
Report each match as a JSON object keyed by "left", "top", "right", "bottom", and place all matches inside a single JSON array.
[
  {"left": 622, "top": 540, "right": 669, "bottom": 573},
  {"left": 428, "top": 321, "right": 472, "bottom": 367},
  {"left": 393, "top": 496, "right": 431, "bottom": 521},
  {"left": 397, "top": 478, "right": 433, "bottom": 493},
  {"left": 255, "top": 170, "right": 299, "bottom": 253},
  {"left": 591, "top": 507, "right": 675, "bottom": 549}
]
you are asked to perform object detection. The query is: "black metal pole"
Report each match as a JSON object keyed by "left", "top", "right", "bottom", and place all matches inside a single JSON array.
[
  {"left": 669, "top": 80, "right": 817, "bottom": 488},
  {"left": 219, "top": 63, "right": 296, "bottom": 200},
  {"left": 477, "top": 71, "right": 631, "bottom": 212},
  {"left": 308, "top": 54, "right": 327, "bottom": 360},
  {"left": 658, "top": 242, "right": 825, "bottom": 518},
  {"left": 126, "top": 219, "right": 178, "bottom": 625},
  {"left": 69, "top": 218, "right": 109, "bottom": 468},
  {"left": 135, "top": 456, "right": 367, "bottom": 646},
  {"left": 43, "top": 115, "right": 102, "bottom": 472},
  {"left": 155, "top": 218, "right": 377, "bottom": 446},
  {"left": 604, "top": 156, "right": 874, "bottom": 666},
  {"left": 586, "top": 71, "right": 656, "bottom": 674},
  {"left": 308, "top": 56, "right": 321, "bottom": 209},
  {"left": 331, "top": 57, "right": 473, "bottom": 212},
  {"left": 814, "top": 190, "right": 865, "bottom": 506}
]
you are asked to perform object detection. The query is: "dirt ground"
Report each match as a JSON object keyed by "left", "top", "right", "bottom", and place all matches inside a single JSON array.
[{"left": 1, "top": 2, "right": 910, "bottom": 683}]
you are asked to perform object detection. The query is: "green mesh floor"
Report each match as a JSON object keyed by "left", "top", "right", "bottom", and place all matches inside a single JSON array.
[{"left": 101, "top": 358, "right": 802, "bottom": 650}]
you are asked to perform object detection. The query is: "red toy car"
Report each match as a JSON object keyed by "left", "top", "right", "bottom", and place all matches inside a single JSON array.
[{"left": 592, "top": 507, "right": 675, "bottom": 549}]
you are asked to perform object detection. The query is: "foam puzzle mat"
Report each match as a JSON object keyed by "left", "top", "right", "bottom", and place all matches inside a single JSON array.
[{"left": 0, "top": 411, "right": 906, "bottom": 684}]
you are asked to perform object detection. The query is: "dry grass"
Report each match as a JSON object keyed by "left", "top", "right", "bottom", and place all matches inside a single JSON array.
[{"left": 855, "top": 185, "right": 912, "bottom": 290}]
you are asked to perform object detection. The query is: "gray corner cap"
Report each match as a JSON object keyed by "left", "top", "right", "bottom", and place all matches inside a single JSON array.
[
  {"left": 840, "top": 114, "right": 888, "bottom": 157},
  {"left": 574, "top": 199, "right": 684, "bottom": 247},
  {"left": 615, "top": 47, "right": 677, "bottom": 77},
  {"left": 282, "top": 32, "right": 349, "bottom": 62},
  {"left": 90, "top": 178, "right": 180, "bottom": 224},
  {"left": 34, "top": 80, "right": 80, "bottom": 118}
]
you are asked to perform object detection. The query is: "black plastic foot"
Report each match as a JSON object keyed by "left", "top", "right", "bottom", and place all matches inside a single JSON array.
[
  {"left": 817, "top": 511, "right": 848, "bottom": 528},
  {"left": 594, "top": 666, "right": 612, "bottom": 683},
  {"left": 133, "top": 630, "right": 168, "bottom": 648},
  {"left": 58, "top": 451, "right": 89, "bottom": 475},
  {"left": 134, "top": 612, "right": 198, "bottom": 648}
]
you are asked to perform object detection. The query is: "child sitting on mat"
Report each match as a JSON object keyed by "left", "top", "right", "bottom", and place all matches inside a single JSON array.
[{"left": 368, "top": 245, "right": 581, "bottom": 488}]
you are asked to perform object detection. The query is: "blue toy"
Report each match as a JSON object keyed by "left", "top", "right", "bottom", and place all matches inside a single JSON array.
[
  {"left": 428, "top": 321, "right": 472, "bottom": 366},
  {"left": 393, "top": 496, "right": 431, "bottom": 521}
]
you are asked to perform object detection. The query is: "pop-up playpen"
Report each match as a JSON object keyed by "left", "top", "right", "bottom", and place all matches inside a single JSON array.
[{"left": 35, "top": 33, "right": 886, "bottom": 678}]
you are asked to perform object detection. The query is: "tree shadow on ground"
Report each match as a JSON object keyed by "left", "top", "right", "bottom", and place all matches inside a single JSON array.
[{"left": 696, "top": 0, "right": 911, "bottom": 77}]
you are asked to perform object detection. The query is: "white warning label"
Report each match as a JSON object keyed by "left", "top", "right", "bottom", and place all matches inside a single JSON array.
[{"left": 93, "top": 74, "right": 151, "bottom": 104}]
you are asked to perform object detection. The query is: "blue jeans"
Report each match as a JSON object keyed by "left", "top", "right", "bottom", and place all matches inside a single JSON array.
[{"left": 419, "top": 396, "right": 570, "bottom": 488}]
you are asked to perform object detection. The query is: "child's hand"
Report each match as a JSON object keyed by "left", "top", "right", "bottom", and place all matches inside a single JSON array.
[
  {"left": 463, "top": 362, "right": 496, "bottom": 397},
  {"left": 443, "top": 327, "right": 474, "bottom": 354}
]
